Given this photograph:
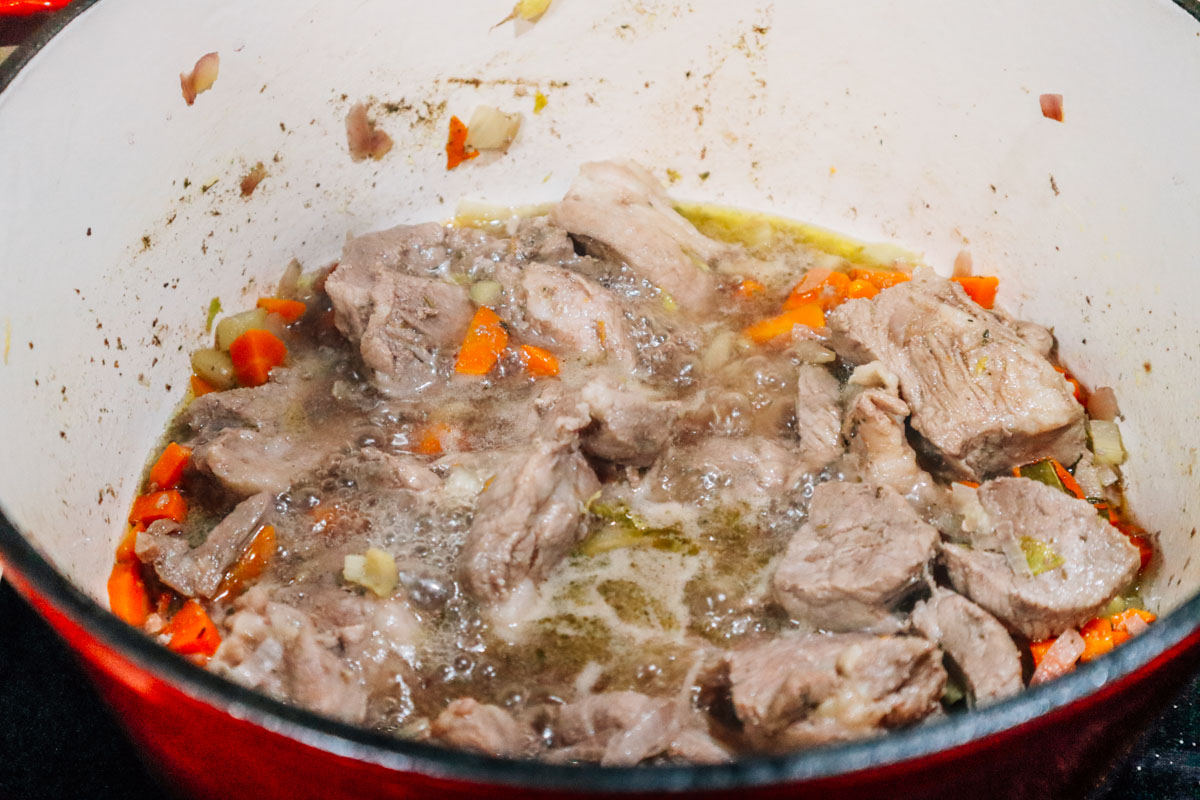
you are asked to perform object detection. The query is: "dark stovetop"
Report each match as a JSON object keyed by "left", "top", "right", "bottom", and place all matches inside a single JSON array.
[{"left": 0, "top": 581, "right": 1198, "bottom": 799}]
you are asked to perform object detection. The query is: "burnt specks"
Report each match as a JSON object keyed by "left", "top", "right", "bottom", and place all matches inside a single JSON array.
[
  {"left": 1144, "top": 361, "right": 1153, "bottom": 373},
  {"left": 1049, "top": 175, "right": 1060, "bottom": 196},
  {"left": 86, "top": 227, "right": 92, "bottom": 237},
  {"left": 141, "top": 235, "right": 152, "bottom": 251}
]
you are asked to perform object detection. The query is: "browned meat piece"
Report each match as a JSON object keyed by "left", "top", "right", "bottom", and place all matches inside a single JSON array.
[
  {"left": 550, "top": 161, "right": 722, "bottom": 310},
  {"left": 941, "top": 477, "right": 1140, "bottom": 640},
  {"left": 549, "top": 692, "right": 729, "bottom": 766},
  {"left": 772, "top": 482, "right": 938, "bottom": 632},
  {"left": 327, "top": 254, "right": 474, "bottom": 395},
  {"left": 645, "top": 436, "right": 806, "bottom": 509},
  {"left": 212, "top": 587, "right": 369, "bottom": 724},
  {"left": 841, "top": 384, "right": 939, "bottom": 505},
  {"left": 432, "top": 699, "right": 537, "bottom": 758},
  {"left": 461, "top": 440, "right": 601, "bottom": 605},
  {"left": 910, "top": 588, "right": 1022, "bottom": 705},
  {"left": 827, "top": 271, "right": 1085, "bottom": 480},
  {"left": 793, "top": 365, "right": 842, "bottom": 470},
  {"left": 510, "top": 261, "right": 637, "bottom": 365},
  {"left": 726, "top": 633, "right": 945, "bottom": 751},
  {"left": 136, "top": 492, "right": 273, "bottom": 598}
]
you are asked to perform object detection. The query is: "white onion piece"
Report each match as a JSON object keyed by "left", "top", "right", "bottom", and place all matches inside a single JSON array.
[
  {"left": 1087, "top": 386, "right": 1121, "bottom": 421},
  {"left": 469, "top": 280, "right": 503, "bottom": 306},
  {"left": 952, "top": 249, "right": 973, "bottom": 277},
  {"left": 343, "top": 548, "right": 398, "bottom": 597},
  {"left": 1124, "top": 613, "right": 1151, "bottom": 637},
  {"left": 1088, "top": 419, "right": 1127, "bottom": 467},
  {"left": 464, "top": 106, "right": 522, "bottom": 152},
  {"left": 180, "top": 52, "right": 219, "bottom": 106},
  {"left": 1030, "top": 628, "right": 1085, "bottom": 685}
]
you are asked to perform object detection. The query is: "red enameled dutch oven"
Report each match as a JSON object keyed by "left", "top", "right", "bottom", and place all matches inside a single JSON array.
[{"left": 3, "top": 1, "right": 1200, "bottom": 797}]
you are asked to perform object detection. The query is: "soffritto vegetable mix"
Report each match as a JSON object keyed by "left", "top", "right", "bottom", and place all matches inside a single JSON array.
[{"left": 109, "top": 162, "right": 1154, "bottom": 763}]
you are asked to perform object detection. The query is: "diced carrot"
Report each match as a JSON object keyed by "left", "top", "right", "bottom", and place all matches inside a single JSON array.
[
  {"left": 743, "top": 303, "right": 825, "bottom": 344},
  {"left": 445, "top": 115, "right": 479, "bottom": 170},
  {"left": 148, "top": 442, "right": 192, "bottom": 491},
  {"left": 214, "top": 525, "right": 276, "bottom": 601},
  {"left": 114, "top": 524, "right": 143, "bottom": 564},
  {"left": 129, "top": 490, "right": 188, "bottom": 526},
  {"left": 951, "top": 275, "right": 999, "bottom": 309},
  {"left": 1053, "top": 366, "right": 1085, "bottom": 403},
  {"left": 256, "top": 297, "right": 307, "bottom": 323},
  {"left": 784, "top": 269, "right": 850, "bottom": 311},
  {"left": 851, "top": 268, "right": 911, "bottom": 290},
  {"left": 1012, "top": 466, "right": 1022, "bottom": 477},
  {"left": 956, "top": 481, "right": 981, "bottom": 489},
  {"left": 1050, "top": 459, "right": 1086, "bottom": 500},
  {"left": 846, "top": 278, "right": 879, "bottom": 300},
  {"left": 519, "top": 344, "right": 560, "bottom": 378},
  {"left": 107, "top": 561, "right": 152, "bottom": 627},
  {"left": 229, "top": 328, "right": 288, "bottom": 387},
  {"left": 454, "top": 306, "right": 508, "bottom": 375},
  {"left": 1111, "top": 608, "right": 1157, "bottom": 631},
  {"left": 735, "top": 279, "right": 765, "bottom": 298},
  {"left": 190, "top": 374, "right": 216, "bottom": 397},
  {"left": 164, "top": 600, "right": 222, "bottom": 664},
  {"left": 1030, "top": 638, "right": 1055, "bottom": 668},
  {"left": 1078, "top": 617, "right": 1116, "bottom": 662},
  {"left": 415, "top": 422, "right": 452, "bottom": 456}
]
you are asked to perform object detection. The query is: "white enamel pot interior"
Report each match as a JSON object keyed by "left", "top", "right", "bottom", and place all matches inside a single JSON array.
[{"left": 2, "top": 0, "right": 1200, "bottom": 792}]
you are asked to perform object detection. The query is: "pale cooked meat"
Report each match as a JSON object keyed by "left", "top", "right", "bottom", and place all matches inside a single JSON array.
[
  {"left": 191, "top": 428, "right": 327, "bottom": 498},
  {"left": 910, "top": 588, "right": 1022, "bottom": 705},
  {"left": 136, "top": 492, "right": 273, "bottom": 598},
  {"left": 840, "top": 386, "right": 939, "bottom": 506},
  {"left": 512, "top": 261, "right": 636, "bottom": 364},
  {"left": 726, "top": 633, "right": 945, "bottom": 751},
  {"left": 577, "top": 375, "right": 681, "bottom": 466},
  {"left": 327, "top": 265, "right": 474, "bottom": 396},
  {"left": 432, "top": 699, "right": 536, "bottom": 758},
  {"left": 551, "top": 161, "right": 722, "bottom": 310},
  {"left": 461, "top": 440, "right": 601, "bottom": 604},
  {"left": 827, "top": 271, "right": 1085, "bottom": 480},
  {"left": 212, "top": 586, "right": 369, "bottom": 723},
  {"left": 183, "top": 370, "right": 300, "bottom": 437},
  {"left": 644, "top": 435, "right": 806, "bottom": 509},
  {"left": 549, "top": 691, "right": 729, "bottom": 765},
  {"left": 941, "top": 477, "right": 1140, "bottom": 640},
  {"left": 793, "top": 364, "right": 842, "bottom": 470},
  {"left": 772, "top": 482, "right": 938, "bottom": 632}
]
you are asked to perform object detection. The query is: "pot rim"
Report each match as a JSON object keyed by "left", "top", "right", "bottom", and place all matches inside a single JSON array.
[{"left": 3, "top": 0, "right": 1200, "bottom": 791}]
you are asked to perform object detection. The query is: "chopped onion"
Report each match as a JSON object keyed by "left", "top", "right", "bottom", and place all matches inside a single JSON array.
[
  {"left": 1123, "top": 613, "right": 1151, "bottom": 637},
  {"left": 469, "top": 280, "right": 503, "bottom": 306},
  {"left": 497, "top": 0, "right": 553, "bottom": 25},
  {"left": 215, "top": 308, "right": 269, "bottom": 351},
  {"left": 276, "top": 259, "right": 302, "bottom": 299},
  {"left": 345, "top": 103, "right": 394, "bottom": 162},
  {"left": 343, "top": 548, "right": 398, "bottom": 597},
  {"left": 848, "top": 361, "right": 899, "bottom": 393},
  {"left": 1039, "top": 93, "right": 1064, "bottom": 123},
  {"left": 1087, "top": 386, "right": 1121, "bottom": 421},
  {"left": 1088, "top": 419, "right": 1126, "bottom": 467},
  {"left": 180, "top": 52, "right": 219, "bottom": 106},
  {"left": 190, "top": 348, "right": 236, "bottom": 390},
  {"left": 952, "top": 249, "right": 973, "bottom": 278},
  {"left": 1030, "top": 628, "right": 1084, "bottom": 685},
  {"left": 464, "top": 106, "right": 522, "bottom": 152},
  {"left": 950, "top": 482, "right": 991, "bottom": 539}
]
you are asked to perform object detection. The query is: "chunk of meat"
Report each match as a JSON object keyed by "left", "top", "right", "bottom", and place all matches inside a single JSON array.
[
  {"left": 793, "top": 365, "right": 843, "bottom": 470},
  {"left": 432, "top": 699, "right": 536, "bottom": 758},
  {"left": 183, "top": 371, "right": 299, "bottom": 438},
  {"left": 910, "top": 588, "right": 1022, "bottom": 705},
  {"left": 840, "top": 386, "right": 939, "bottom": 506},
  {"left": 549, "top": 692, "right": 729, "bottom": 766},
  {"left": 577, "top": 376, "right": 681, "bottom": 466},
  {"left": 461, "top": 440, "right": 601, "bottom": 604},
  {"left": 645, "top": 435, "right": 808, "bottom": 509},
  {"left": 941, "top": 477, "right": 1140, "bottom": 640},
  {"left": 212, "top": 586, "right": 368, "bottom": 723},
  {"left": 510, "top": 261, "right": 636, "bottom": 364},
  {"left": 773, "top": 482, "right": 938, "bottom": 632},
  {"left": 136, "top": 492, "right": 273, "bottom": 598},
  {"left": 827, "top": 271, "right": 1085, "bottom": 480},
  {"left": 726, "top": 633, "right": 945, "bottom": 751},
  {"left": 337, "top": 222, "right": 506, "bottom": 280},
  {"left": 191, "top": 428, "right": 328, "bottom": 499},
  {"left": 327, "top": 256, "right": 474, "bottom": 395},
  {"left": 332, "top": 447, "right": 440, "bottom": 493},
  {"left": 551, "top": 161, "right": 722, "bottom": 310}
]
